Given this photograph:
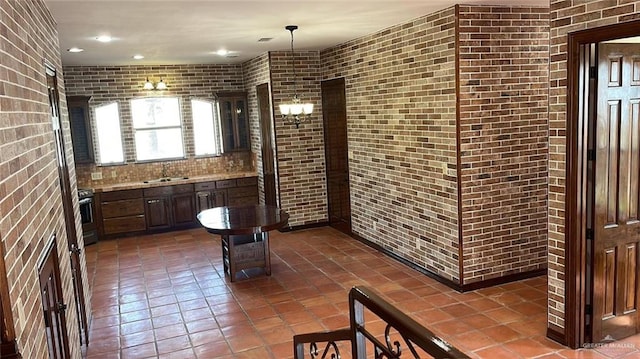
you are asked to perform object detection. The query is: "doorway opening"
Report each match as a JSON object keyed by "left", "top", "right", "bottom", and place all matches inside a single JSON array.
[
  {"left": 566, "top": 20, "right": 640, "bottom": 348},
  {"left": 321, "top": 78, "right": 352, "bottom": 235},
  {"left": 257, "top": 83, "right": 279, "bottom": 207},
  {"left": 47, "top": 65, "right": 89, "bottom": 346}
]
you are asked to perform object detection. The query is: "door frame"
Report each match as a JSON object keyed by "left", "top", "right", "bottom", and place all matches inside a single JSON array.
[
  {"left": 46, "top": 64, "right": 89, "bottom": 345},
  {"left": 321, "top": 77, "right": 352, "bottom": 234},
  {"left": 564, "top": 19, "right": 640, "bottom": 348},
  {"left": 257, "top": 83, "right": 278, "bottom": 207}
]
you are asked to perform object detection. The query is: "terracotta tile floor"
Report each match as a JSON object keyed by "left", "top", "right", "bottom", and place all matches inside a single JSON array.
[{"left": 84, "top": 227, "right": 640, "bottom": 358}]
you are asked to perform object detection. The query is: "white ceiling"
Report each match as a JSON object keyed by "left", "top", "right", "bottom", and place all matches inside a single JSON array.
[{"left": 46, "top": 0, "right": 550, "bottom": 66}]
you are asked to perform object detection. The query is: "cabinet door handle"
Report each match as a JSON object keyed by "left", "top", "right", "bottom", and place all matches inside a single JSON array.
[
  {"left": 147, "top": 199, "right": 160, "bottom": 204},
  {"left": 70, "top": 243, "right": 82, "bottom": 255},
  {"left": 57, "top": 302, "right": 68, "bottom": 313}
]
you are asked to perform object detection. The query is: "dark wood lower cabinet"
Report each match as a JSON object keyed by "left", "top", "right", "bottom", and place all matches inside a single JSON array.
[
  {"left": 228, "top": 177, "right": 259, "bottom": 206},
  {"left": 97, "top": 189, "right": 146, "bottom": 236},
  {"left": 195, "top": 177, "right": 257, "bottom": 210},
  {"left": 173, "top": 192, "right": 196, "bottom": 227},
  {"left": 144, "top": 184, "right": 196, "bottom": 231},
  {"left": 195, "top": 190, "right": 226, "bottom": 213},
  {"left": 96, "top": 177, "right": 258, "bottom": 239},
  {"left": 144, "top": 197, "right": 171, "bottom": 230}
]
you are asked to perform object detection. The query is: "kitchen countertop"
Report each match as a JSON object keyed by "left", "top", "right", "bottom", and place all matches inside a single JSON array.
[{"left": 92, "top": 171, "right": 258, "bottom": 192}]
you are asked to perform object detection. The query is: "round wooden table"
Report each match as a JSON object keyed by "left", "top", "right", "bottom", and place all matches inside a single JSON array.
[{"left": 197, "top": 205, "right": 289, "bottom": 282}]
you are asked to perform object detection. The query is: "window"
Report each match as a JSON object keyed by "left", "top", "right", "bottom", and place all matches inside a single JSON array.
[
  {"left": 131, "top": 97, "right": 184, "bottom": 161},
  {"left": 94, "top": 102, "right": 124, "bottom": 164},
  {"left": 191, "top": 99, "right": 223, "bottom": 156}
]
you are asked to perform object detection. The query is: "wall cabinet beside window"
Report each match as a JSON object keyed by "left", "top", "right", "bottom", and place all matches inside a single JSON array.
[
  {"left": 216, "top": 92, "right": 250, "bottom": 152},
  {"left": 67, "top": 96, "right": 94, "bottom": 164}
]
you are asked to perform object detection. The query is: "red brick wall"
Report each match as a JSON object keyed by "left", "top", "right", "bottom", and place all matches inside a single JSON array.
[
  {"left": 457, "top": 6, "right": 549, "bottom": 284},
  {"left": 320, "top": 5, "right": 549, "bottom": 285},
  {"left": 269, "top": 51, "right": 327, "bottom": 226},
  {"left": 548, "top": 0, "right": 640, "bottom": 334},
  {"left": 0, "top": 0, "right": 85, "bottom": 357},
  {"left": 321, "top": 7, "right": 461, "bottom": 282}
]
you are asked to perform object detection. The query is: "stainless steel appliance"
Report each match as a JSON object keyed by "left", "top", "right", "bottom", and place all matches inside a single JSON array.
[{"left": 78, "top": 188, "right": 97, "bottom": 245}]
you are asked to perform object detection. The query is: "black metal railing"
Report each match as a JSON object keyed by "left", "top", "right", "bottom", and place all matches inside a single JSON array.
[{"left": 294, "top": 286, "right": 469, "bottom": 359}]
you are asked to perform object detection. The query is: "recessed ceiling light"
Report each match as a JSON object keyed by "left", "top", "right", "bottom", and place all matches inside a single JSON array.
[
  {"left": 133, "top": 54, "right": 144, "bottom": 60},
  {"left": 216, "top": 49, "right": 229, "bottom": 56},
  {"left": 67, "top": 47, "right": 84, "bottom": 53},
  {"left": 96, "top": 35, "right": 112, "bottom": 43}
]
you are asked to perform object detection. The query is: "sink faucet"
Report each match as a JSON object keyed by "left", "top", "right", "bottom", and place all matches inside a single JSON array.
[{"left": 161, "top": 162, "right": 170, "bottom": 178}]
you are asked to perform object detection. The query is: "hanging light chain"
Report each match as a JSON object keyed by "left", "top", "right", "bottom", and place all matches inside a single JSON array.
[{"left": 288, "top": 25, "right": 298, "bottom": 99}]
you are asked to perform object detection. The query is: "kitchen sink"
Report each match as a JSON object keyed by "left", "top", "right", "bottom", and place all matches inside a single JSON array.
[{"left": 143, "top": 176, "right": 189, "bottom": 184}]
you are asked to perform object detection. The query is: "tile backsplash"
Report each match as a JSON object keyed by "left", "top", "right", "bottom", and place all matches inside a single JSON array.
[{"left": 75, "top": 151, "right": 255, "bottom": 188}]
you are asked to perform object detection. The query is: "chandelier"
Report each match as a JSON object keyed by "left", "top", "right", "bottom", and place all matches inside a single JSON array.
[{"left": 279, "top": 25, "right": 313, "bottom": 128}]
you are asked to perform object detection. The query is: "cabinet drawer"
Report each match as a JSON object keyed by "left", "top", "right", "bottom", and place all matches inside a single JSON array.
[
  {"left": 194, "top": 181, "right": 216, "bottom": 191},
  {"left": 103, "top": 215, "right": 146, "bottom": 234},
  {"left": 216, "top": 179, "right": 236, "bottom": 189},
  {"left": 172, "top": 183, "right": 193, "bottom": 194},
  {"left": 227, "top": 195, "right": 259, "bottom": 206},
  {"left": 236, "top": 177, "right": 258, "bottom": 187},
  {"left": 102, "top": 198, "right": 144, "bottom": 218},
  {"left": 227, "top": 185, "right": 258, "bottom": 198},
  {"left": 144, "top": 186, "right": 173, "bottom": 197},
  {"left": 100, "top": 189, "right": 143, "bottom": 201}
]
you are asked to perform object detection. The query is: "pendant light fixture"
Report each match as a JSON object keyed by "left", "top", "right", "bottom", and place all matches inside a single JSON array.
[{"left": 279, "top": 25, "right": 313, "bottom": 128}]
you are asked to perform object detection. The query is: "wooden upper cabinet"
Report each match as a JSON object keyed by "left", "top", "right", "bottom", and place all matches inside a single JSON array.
[
  {"left": 66, "top": 96, "right": 94, "bottom": 164},
  {"left": 216, "top": 91, "right": 250, "bottom": 152}
]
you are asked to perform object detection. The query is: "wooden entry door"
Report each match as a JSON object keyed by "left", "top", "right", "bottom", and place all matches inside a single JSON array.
[
  {"left": 257, "top": 83, "right": 277, "bottom": 206},
  {"left": 39, "top": 236, "right": 70, "bottom": 359},
  {"left": 592, "top": 43, "right": 640, "bottom": 341},
  {"left": 321, "top": 78, "right": 351, "bottom": 234},
  {"left": 46, "top": 67, "right": 89, "bottom": 345}
]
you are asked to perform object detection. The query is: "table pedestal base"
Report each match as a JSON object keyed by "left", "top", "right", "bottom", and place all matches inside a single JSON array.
[{"left": 221, "top": 232, "right": 271, "bottom": 282}]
